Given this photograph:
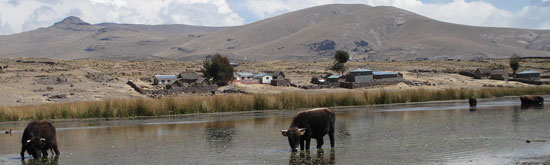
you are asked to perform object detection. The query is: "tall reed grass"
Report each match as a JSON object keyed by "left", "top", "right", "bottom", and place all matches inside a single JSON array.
[{"left": 1, "top": 87, "right": 549, "bottom": 121}]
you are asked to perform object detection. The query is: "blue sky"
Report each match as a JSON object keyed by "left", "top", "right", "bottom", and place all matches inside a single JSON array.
[{"left": 1, "top": 0, "right": 550, "bottom": 35}]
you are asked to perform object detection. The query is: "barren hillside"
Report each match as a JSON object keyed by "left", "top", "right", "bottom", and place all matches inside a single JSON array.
[{"left": 1, "top": 4, "right": 549, "bottom": 61}]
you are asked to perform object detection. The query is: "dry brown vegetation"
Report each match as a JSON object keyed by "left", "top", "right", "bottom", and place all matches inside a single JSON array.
[
  {"left": 1, "top": 58, "right": 549, "bottom": 106},
  {"left": 1, "top": 86, "right": 549, "bottom": 121}
]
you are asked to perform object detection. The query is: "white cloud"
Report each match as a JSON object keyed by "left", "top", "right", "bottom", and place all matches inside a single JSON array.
[
  {"left": 0, "top": 14, "right": 13, "bottom": 34},
  {"left": 1, "top": 0, "right": 550, "bottom": 35},
  {"left": 237, "top": 0, "right": 550, "bottom": 30},
  {"left": 0, "top": 0, "right": 244, "bottom": 35}
]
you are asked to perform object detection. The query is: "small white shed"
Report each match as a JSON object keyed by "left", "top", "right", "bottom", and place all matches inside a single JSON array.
[{"left": 253, "top": 73, "right": 273, "bottom": 84}]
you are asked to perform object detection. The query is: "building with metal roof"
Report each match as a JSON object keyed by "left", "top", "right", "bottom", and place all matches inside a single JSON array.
[
  {"left": 347, "top": 68, "right": 373, "bottom": 83},
  {"left": 153, "top": 75, "right": 178, "bottom": 85},
  {"left": 350, "top": 68, "right": 374, "bottom": 73},
  {"left": 516, "top": 70, "right": 540, "bottom": 80},
  {"left": 254, "top": 73, "right": 273, "bottom": 84}
]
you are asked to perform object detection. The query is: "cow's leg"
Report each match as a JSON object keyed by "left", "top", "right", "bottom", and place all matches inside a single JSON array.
[
  {"left": 316, "top": 137, "right": 324, "bottom": 149},
  {"left": 20, "top": 146, "right": 26, "bottom": 161},
  {"left": 42, "top": 149, "right": 48, "bottom": 158},
  {"left": 305, "top": 138, "right": 311, "bottom": 150},
  {"left": 300, "top": 138, "right": 305, "bottom": 151},
  {"left": 329, "top": 122, "right": 335, "bottom": 148},
  {"left": 329, "top": 131, "right": 335, "bottom": 148},
  {"left": 53, "top": 144, "right": 60, "bottom": 156}
]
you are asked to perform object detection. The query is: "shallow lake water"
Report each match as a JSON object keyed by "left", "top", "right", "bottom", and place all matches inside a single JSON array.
[{"left": 1, "top": 98, "right": 549, "bottom": 164}]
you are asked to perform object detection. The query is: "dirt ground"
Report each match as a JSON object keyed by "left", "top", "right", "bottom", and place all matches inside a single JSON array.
[{"left": 0, "top": 58, "right": 548, "bottom": 106}]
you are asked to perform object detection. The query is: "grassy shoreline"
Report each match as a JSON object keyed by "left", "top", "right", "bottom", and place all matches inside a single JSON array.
[{"left": 1, "top": 87, "right": 549, "bottom": 122}]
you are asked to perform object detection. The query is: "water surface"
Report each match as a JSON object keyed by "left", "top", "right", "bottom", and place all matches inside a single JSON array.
[{"left": 1, "top": 98, "right": 549, "bottom": 164}]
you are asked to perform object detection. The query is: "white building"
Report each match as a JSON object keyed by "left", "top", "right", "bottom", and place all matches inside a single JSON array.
[
  {"left": 253, "top": 73, "right": 273, "bottom": 84},
  {"left": 153, "top": 75, "right": 178, "bottom": 85}
]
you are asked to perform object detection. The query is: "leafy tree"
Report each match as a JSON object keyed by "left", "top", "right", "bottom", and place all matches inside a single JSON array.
[
  {"left": 334, "top": 50, "right": 349, "bottom": 63},
  {"left": 331, "top": 62, "right": 346, "bottom": 75},
  {"left": 331, "top": 50, "right": 349, "bottom": 75},
  {"left": 201, "top": 57, "right": 213, "bottom": 80},
  {"left": 509, "top": 54, "right": 520, "bottom": 76},
  {"left": 201, "top": 54, "right": 234, "bottom": 86}
]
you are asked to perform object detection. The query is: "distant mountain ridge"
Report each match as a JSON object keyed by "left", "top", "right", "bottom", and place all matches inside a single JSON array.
[{"left": 1, "top": 4, "right": 549, "bottom": 61}]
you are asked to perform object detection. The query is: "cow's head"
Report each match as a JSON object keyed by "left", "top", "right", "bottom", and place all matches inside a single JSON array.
[
  {"left": 536, "top": 96, "right": 544, "bottom": 104},
  {"left": 24, "top": 137, "right": 47, "bottom": 159},
  {"left": 281, "top": 128, "right": 305, "bottom": 152}
]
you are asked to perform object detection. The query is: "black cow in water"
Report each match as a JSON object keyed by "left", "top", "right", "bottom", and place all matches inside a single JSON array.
[
  {"left": 520, "top": 95, "right": 544, "bottom": 105},
  {"left": 469, "top": 97, "right": 477, "bottom": 107},
  {"left": 21, "top": 121, "right": 60, "bottom": 160},
  {"left": 281, "top": 108, "right": 335, "bottom": 152}
]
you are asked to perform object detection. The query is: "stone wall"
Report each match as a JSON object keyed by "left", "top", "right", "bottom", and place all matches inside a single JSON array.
[
  {"left": 340, "top": 79, "right": 403, "bottom": 89},
  {"left": 271, "top": 79, "right": 291, "bottom": 86}
]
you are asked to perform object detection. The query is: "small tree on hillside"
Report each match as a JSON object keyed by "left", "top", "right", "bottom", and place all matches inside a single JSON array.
[
  {"left": 334, "top": 50, "right": 349, "bottom": 64},
  {"left": 509, "top": 54, "right": 520, "bottom": 76},
  {"left": 201, "top": 57, "right": 213, "bottom": 81},
  {"left": 331, "top": 50, "right": 349, "bottom": 75},
  {"left": 201, "top": 54, "right": 234, "bottom": 86}
]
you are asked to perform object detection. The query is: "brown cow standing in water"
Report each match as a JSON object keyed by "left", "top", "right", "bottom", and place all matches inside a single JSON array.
[
  {"left": 520, "top": 95, "right": 544, "bottom": 105},
  {"left": 281, "top": 108, "right": 335, "bottom": 152},
  {"left": 21, "top": 121, "right": 60, "bottom": 160}
]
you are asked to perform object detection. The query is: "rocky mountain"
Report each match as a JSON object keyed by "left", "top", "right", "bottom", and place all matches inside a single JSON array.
[
  {"left": 1, "top": 4, "right": 549, "bottom": 61},
  {"left": 0, "top": 16, "right": 224, "bottom": 60}
]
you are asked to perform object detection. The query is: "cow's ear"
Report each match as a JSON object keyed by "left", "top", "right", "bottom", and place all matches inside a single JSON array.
[
  {"left": 281, "top": 130, "right": 288, "bottom": 136},
  {"left": 298, "top": 128, "right": 306, "bottom": 135}
]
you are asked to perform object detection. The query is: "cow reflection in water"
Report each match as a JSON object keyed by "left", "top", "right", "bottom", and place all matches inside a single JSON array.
[
  {"left": 289, "top": 149, "right": 335, "bottom": 165},
  {"left": 520, "top": 104, "right": 545, "bottom": 110}
]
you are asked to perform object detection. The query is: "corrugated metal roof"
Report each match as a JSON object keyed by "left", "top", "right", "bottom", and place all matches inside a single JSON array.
[
  {"left": 154, "top": 75, "right": 177, "bottom": 79},
  {"left": 350, "top": 68, "right": 373, "bottom": 72},
  {"left": 178, "top": 72, "right": 199, "bottom": 79},
  {"left": 373, "top": 71, "right": 398, "bottom": 75},
  {"left": 327, "top": 75, "right": 341, "bottom": 79},
  {"left": 236, "top": 72, "right": 254, "bottom": 77},
  {"left": 253, "top": 73, "right": 272, "bottom": 78},
  {"left": 518, "top": 70, "right": 540, "bottom": 74}
]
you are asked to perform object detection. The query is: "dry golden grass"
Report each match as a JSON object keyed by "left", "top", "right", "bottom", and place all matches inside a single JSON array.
[{"left": 1, "top": 86, "right": 549, "bottom": 121}]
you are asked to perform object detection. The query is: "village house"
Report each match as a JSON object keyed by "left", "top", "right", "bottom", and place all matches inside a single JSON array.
[
  {"left": 177, "top": 72, "right": 199, "bottom": 84},
  {"left": 327, "top": 75, "right": 344, "bottom": 83},
  {"left": 169, "top": 72, "right": 209, "bottom": 88},
  {"left": 266, "top": 71, "right": 291, "bottom": 86},
  {"left": 153, "top": 75, "right": 178, "bottom": 85},
  {"left": 488, "top": 69, "right": 508, "bottom": 80},
  {"left": 516, "top": 70, "right": 541, "bottom": 80},
  {"left": 254, "top": 73, "right": 273, "bottom": 84},
  {"left": 474, "top": 68, "right": 492, "bottom": 79},
  {"left": 346, "top": 68, "right": 373, "bottom": 83},
  {"left": 266, "top": 71, "right": 286, "bottom": 80},
  {"left": 472, "top": 68, "right": 509, "bottom": 80},
  {"left": 373, "top": 71, "right": 402, "bottom": 80},
  {"left": 233, "top": 72, "right": 257, "bottom": 84},
  {"left": 339, "top": 68, "right": 404, "bottom": 89}
]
